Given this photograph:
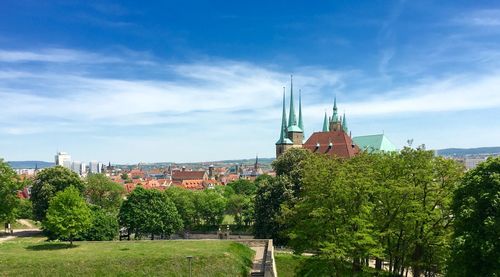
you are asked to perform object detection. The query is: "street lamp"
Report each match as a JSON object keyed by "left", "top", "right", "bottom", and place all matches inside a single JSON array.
[{"left": 186, "top": 256, "right": 193, "bottom": 277}]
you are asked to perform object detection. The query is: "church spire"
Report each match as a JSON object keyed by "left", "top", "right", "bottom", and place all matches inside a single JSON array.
[
  {"left": 298, "top": 89, "right": 304, "bottom": 131},
  {"left": 288, "top": 75, "right": 297, "bottom": 128},
  {"left": 276, "top": 87, "right": 291, "bottom": 144},
  {"left": 332, "top": 96, "right": 339, "bottom": 123},
  {"left": 322, "top": 111, "right": 329, "bottom": 132},
  {"left": 342, "top": 112, "right": 348, "bottom": 132}
]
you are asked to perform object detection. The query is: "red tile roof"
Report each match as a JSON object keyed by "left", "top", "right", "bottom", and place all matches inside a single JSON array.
[
  {"left": 303, "top": 130, "right": 360, "bottom": 158},
  {"left": 172, "top": 170, "right": 207, "bottom": 181}
]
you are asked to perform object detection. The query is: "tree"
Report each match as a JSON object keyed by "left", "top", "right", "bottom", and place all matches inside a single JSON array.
[
  {"left": 84, "top": 174, "right": 124, "bottom": 212},
  {"left": 227, "top": 194, "right": 254, "bottom": 227},
  {"left": 271, "top": 148, "right": 313, "bottom": 194},
  {"left": 0, "top": 159, "right": 20, "bottom": 224},
  {"left": 286, "top": 153, "right": 382, "bottom": 273},
  {"left": 228, "top": 179, "right": 257, "bottom": 196},
  {"left": 119, "top": 187, "right": 183, "bottom": 239},
  {"left": 43, "top": 186, "right": 92, "bottom": 245},
  {"left": 254, "top": 175, "right": 294, "bottom": 245},
  {"left": 31, "top": 166, "right": 84, "bottom": 221},
  {"left": 194, "top": 190, "right": 226, "bottom": 226},
  {"left": 78, "top": 206, "right": 119, "bottom": 241},
  {"left": 448, "top": 157, "right": 500, "bottom": 277},
  {"left": 165, "top": 187, "right": 198, "bottom": 230}
]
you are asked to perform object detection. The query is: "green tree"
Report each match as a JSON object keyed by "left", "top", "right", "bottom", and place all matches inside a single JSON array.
[
  {"left": 228, "top": 179, "right": 257, "bottom": 196},
  {"left": 119, "top": 187, "right": 183, "bottom": 239},
  {"left": 227, "top": 194, "right": 254, "bottom": 227},
  {"left": 448, "top": 157, "right": 500, "bottom": 276},
  {"left": 84, "top": 174, "right": 124, "bottom": 212},
  {"left": 31, "top": 166, "right": 84, "bottom": 221},
  {"left": 194, "top": 190, "right": 226, "bottom": 226},
  {"left": 271, "top": 148, "right": 312, "bottom": 194},
  {"left": 165, "top": 187, "right": 198, "bottom": 229},
  {"left": 254, "top": 175, "right": 294, "bottom": 245},
  {"left": 79, "top": 206, "right": 119, "bottom": 241},
  {"left": 15, "top": 198, "right": 33, "bottom": 219},
  {"left": 286, "top": 153, "right": 382, "bottom": 273},
  {"left": 0, "top": 159, "right": 20, "bottom": 224},
  {"left": 43, "top": 186, "right": 92, "bottom": 245}
]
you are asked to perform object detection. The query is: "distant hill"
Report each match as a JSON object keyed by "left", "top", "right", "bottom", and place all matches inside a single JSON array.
[
  {"left": 7, "top": 161, "right": 54, "bottom": 169},
  {"left": 436, "top": 147, "right": 500, "bottom": 157}
]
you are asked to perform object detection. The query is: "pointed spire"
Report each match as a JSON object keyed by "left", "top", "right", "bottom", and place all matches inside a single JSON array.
[
  {"left": 276, "top": 87, "right": 291, "bottom": 144},
  {"left": 322, "top": 111, "right": 329, "bottom": 132},
  {"left": 298, "top": 89, "right": 304, "bottom": 131},
  {"left": 342, "top": 112, "right": 348, "bottom": 132},
  {"left": 288, "top": 75, "right": 297, "bottom": 128},
  {"left": 332, "top": 96, "right": 339, "bottom": 123}
]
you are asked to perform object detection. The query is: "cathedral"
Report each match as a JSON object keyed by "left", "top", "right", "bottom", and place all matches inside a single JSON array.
[{"left": 276, "top": 76, "right": 361, "bottom": 158}]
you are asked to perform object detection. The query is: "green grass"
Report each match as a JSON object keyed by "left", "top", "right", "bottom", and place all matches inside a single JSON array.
[
  {"left": 275, "top": 253, "right": 393, "bottom": 277},
  {"left": 275, "top": 253, "right": 305, "bottom": 277},
  {"left": 0, "top": 237, "right": 254, "bottom": 276}
]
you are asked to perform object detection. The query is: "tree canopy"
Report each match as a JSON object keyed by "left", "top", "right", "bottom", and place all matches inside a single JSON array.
[
  {"left": 31, "top": 166, "right": 84, "bottom": 221},
  {"left": 448, "top": 157, "right": 500, "bottom": 276},
  {"left": 84, "top": 174, "right": 124, "bottom": 212},
  {"left": 119, "top": 187, "right": 182, "bottom": 239},
  {"left": 0, "top": 159, "right": 20, "bottom": 224},
  {"left": 43, "top": 186, "right": 92, "bottom": 245}
]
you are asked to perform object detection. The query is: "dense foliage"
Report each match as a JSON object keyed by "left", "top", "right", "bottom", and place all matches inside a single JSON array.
[
  {"left": 119, "top": 187, "right": 183, "bottom": 239},
  {"left": 255, "top": 147, "right": 464, "bottom": 276},
  {"left": 0, "top": 159, "right": 20, "bottom": 224},
  {"left": 31, "top": 166, "right": 84, "bottom": 221},
  {"left": 78, "top": 206, "right": 119, "bottom": 241},
  {"left": 448, "top": 157, "right": 500, "bottom": 276},
  {"left": 43, "top": 186, "right": 92, "bottom": 244},
  {"left": 84, "top": 174, "right": 125, "bottom": 212}
]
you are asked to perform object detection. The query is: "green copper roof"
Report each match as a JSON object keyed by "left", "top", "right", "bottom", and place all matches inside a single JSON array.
[
  {"left": 287, "top": 125, "right": 302, "bottom": 132},
  {"left": 342, "top": 112, "right": 348, "bottom": 132},
  {"left": 288, "top": 75, "right": 297, "bottom": 128},
  {"left": 276, "top": 88, "right": 293, "bottom": 145},
  {"left": 298, "top": 90, "right": 304, "bottom": 131},
  {"left": 322, "top": 112, "right": 329, "bottom": 132},
  {"left": 353, "top": 134, "right": 397, "bottom": 153},
  {"left": 331, "top": 96, "right": 339, "bottom": 123}
]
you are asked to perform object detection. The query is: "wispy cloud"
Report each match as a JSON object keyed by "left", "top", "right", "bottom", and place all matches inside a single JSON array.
[{"left": 457, "top": 9, "right": 500, "bottom": 27}]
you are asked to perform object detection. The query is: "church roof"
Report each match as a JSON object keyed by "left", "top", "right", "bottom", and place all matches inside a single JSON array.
[
  {"left": 353, "top": 134, "right": 397, "bottom": 153},
  {"left": 303, "top": 130, "right": 360, "bottom": 158},
  {"left": 172, "top": 170, "right": 207, "bottom": 181}
]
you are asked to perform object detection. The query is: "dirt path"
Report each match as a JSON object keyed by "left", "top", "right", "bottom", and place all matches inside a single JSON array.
[
  {"left": 0, "top": 229, "right": 41, "bottom": 244},
  {"left": 17, "top": 219, "right": 36, "bottom": 229}
]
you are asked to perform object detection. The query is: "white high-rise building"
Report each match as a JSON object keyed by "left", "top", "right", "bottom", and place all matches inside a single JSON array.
[
  {"left": 89, "top": 161, "right": 99, "bottom": 174},
  {"left": 80, "top": 163, "right": 87, "bottom": 176},
  {"left": 71, "top": 161, "right": 82, "bottom": 175},
  {"left": 55, "top": 152, "right": 71, "bottom": 169}
]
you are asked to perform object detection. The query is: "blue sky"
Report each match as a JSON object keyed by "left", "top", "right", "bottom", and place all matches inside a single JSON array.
[{"left": 1, "top": 0, "right": 500, "bottom": 163}]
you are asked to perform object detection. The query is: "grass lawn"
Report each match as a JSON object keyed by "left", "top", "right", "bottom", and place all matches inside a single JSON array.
[
  {"left": 275, "top": 253, "right": 392, "bottom": 277},
  {"left": 275, "top": 253, "right": 305, "bottom": 277},
  {"left": 0, "top": 237, "right": 254, "bottom": 276}
]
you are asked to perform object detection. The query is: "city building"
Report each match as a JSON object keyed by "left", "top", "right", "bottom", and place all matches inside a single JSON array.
[
  {"left": 89, "top": 161, "right": 100, "bottom": 174},
  {"left": 55, "top": 152, "right": 71, "bottom": 169},
  {"left": 275, "top": 76, "right": 399, "bottom": 158},
  {"left": 275, "top": 77, "right": 360, "bottom": 158},
  {"left": 352, "top": 134, "right": 397, "bottom": 153}
]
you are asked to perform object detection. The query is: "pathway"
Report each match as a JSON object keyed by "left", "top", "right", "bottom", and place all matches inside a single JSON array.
[
  {"left": 250, "top": 246, "right": 266, "bottom": 276},
  {"left": 0, "top": 229, "right": 41, "bottom": 243}
]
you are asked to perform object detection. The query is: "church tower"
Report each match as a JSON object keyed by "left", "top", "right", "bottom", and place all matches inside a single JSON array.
[
  {"left": 286, "top": 75, "right": 304, "bottom": 147},
  {"left": 276, "top": 88, "right": 293, "bottom": 157},
  {"left": 329, "top": 97, "right": 343, "bottom": 131}
]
